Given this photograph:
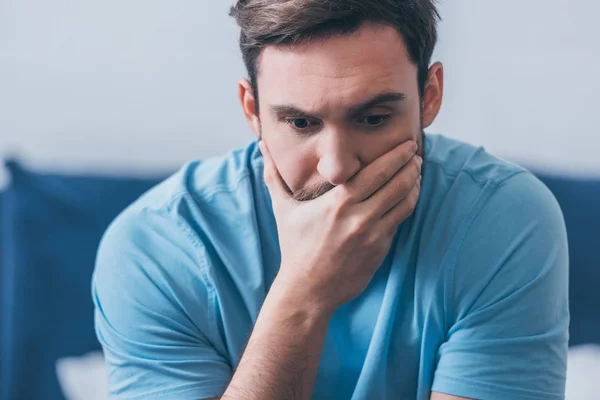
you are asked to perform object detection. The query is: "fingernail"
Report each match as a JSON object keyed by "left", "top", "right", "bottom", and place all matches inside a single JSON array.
[{"left": 416, "top": 155, "right": 423, "bottom": 166}]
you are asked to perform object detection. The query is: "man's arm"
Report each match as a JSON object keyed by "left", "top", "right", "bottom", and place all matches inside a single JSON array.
[
  {"left": 219, "top": 275, "right": 470, "bottom": 400},
  {"left": 220, "top": 275, "right": 470, "bottom": 400},
  {"left": 93, "top": 208, "right": 234, "bottom": 399},
  {"left": 221, "top": 274, "right": 331, "bottom": 399},
  {"left": 217, "top": 139, "right": 421, "bottom": 399}
]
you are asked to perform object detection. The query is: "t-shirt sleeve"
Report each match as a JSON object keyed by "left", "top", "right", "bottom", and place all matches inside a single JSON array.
[
  {"left": 432, "top": 172, "right": 569, "bottom": 400},
  {"left": 92, "top": 207, "right": 232, "bottom": 399}
]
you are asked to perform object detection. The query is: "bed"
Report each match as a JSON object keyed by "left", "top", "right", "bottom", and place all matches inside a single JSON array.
[{"left": 0, "top": 159, "right": 599, "bottom": 400}]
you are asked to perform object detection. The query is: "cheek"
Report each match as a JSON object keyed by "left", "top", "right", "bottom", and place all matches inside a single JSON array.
[
  {"left": 262, "top": 125, "right": 317, "bottom": 192},
  {"left": 355, "top": 114, "right": 421, "bottom": 165}
]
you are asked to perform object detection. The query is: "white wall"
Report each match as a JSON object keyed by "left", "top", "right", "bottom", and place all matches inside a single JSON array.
[
  {"left": 0, "top": 0, "right": 249, "bottom": 177},
  {"left": 430, "top": 0, "right": 600, "bottom": 176},
  {"left": 1, "top": 0, "right": 599, "bottom": 183}
]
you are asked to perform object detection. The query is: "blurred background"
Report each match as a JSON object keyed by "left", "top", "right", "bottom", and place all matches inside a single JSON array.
[
  {"left": 0, "top": 1, "right": 599, "bottom": 399},
  {"left": 1, "top": 0, "right": 599, "bottom": 180}
]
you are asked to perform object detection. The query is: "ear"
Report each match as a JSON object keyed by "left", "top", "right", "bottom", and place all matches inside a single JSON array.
[
  {"left": 238, "top": 78, "right": 261, "bottom": 138},
  {"left": 421, "top": 62, "right": 444, "bottom": 129}
]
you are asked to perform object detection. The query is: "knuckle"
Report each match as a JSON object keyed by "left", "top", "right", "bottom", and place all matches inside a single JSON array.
[
  {"left": 334, "top": 186, "right": 353, "bottom": 205},
  {"left": 396, "top": 176, "right": 410, "bottom": 194},
  {"left": 375, "top": 169, "right": 389, "bottom": 187},
  {"left": 348, "top": 216, "right": 366, "bottom": 237},
  {"left": 330, "top": 196, "right": 349, "bottom": 218},
  {"left": 364, "top": 233, "right": 378, "bottom": 248}
]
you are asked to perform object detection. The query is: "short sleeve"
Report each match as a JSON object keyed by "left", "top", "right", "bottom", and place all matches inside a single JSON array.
[
  {"left": 92, "top": 206, "right": 232, "bottom": 399},
  {"left": 432, "top": 172, "right": 569, "bottom": 400}
]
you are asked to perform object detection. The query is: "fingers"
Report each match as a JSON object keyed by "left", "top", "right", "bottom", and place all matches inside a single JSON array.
[
  {"left": 377, "top": 174, "right": 421, "bottom": 234},
  {"left": 364, "top": 154, "right": 422, "bottom": 218},
  {"left": 343, "top": 140, "right": 418, "bottom": 203},
  {"left": 258, "top": 141, "right": 294, "bottom": 209}
]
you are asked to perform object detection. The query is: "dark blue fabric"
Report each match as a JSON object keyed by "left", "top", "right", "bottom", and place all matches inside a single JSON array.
[
  {"left": 0, "top": 160, "right": 163, "bottom": 400},
  {"left": 536, "top": 172, "right": 600, "bottom": 347}
]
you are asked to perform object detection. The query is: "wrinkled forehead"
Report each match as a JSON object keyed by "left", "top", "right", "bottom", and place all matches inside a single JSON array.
[{"left": 255, "top": 23, "right": 419, "bottom": 114}]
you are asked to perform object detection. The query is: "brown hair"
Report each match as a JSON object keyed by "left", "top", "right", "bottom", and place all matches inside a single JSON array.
[{"left": 230, "top": 0, "right": 440, "bottom": 110}]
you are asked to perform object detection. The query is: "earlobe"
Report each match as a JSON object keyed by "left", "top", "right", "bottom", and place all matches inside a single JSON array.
[
  {"left": 238, "top": 78, "right": 261, "bottom": 137},
  {"left": 422, "top": 62, "right": 444, "bottom": 129}
]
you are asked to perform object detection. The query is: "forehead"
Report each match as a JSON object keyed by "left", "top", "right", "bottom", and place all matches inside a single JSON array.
[{"left": 256, "top": 23, "right": 418, "bottom": 110}]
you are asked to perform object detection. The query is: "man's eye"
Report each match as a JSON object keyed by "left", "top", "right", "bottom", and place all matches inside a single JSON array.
[
  {"left": 358, "top": 115, "right": 392, "bottom": 127},
  {"left": 285, "top": 118, "right": 315, "bottom": 129}
]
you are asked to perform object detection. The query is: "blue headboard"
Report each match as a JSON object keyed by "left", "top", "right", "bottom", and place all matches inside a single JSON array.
[
  {"left": 536, "top": 172, "right": 600, "bottom": 346},
  {"left": 0, "top": 160, "right": 164, "bottom": 400},
  {"left": 0, "top": 160, "right": 598, "bottom": 400}
]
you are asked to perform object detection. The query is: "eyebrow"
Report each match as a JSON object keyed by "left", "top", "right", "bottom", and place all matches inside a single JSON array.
[
  {"left": 270, "top": 105, "right": 314, "bottom": 120},
  {"left": 347, "top": 92, "right": 406, "bottom": 117},
  {"left": 269, "top": 92, "right": 406, "bottom": 120}
]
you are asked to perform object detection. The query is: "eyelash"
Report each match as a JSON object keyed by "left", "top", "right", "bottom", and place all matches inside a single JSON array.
[
  {"left": 357, "top": 115, "right": 393, "bottom": 127},
  {"left": 284, "top": 118, "right": 321, "bottom": 129},
  {"left": 284, "top": 115, "right": 393, "bottom": 132}
]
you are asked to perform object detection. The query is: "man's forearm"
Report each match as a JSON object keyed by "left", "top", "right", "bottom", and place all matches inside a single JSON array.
[{"left": 221, "top": 274, "right": 332, "bottom": 400}]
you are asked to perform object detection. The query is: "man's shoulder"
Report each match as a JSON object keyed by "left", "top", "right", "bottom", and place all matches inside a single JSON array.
[
  {"left": 419, "top": 135, "right": 564, "bottom": 267},
  {"left": 422, "top": 136, "right": 568, "bottom": 341},
  {"left": 425, "top": 135, "right": 567, "bottom": 298},
  {"left": 425, "top": 133, "right": 527, "bottom": 188},
  {"left": 94, "top": 140, "right": 266, "bottom": 297},
  {"left": 96, "top": 140, "right": 265, "bottom": 268},
  {"left": 425, "top": 134, "right": 560, "bottom": 217},
  {"left": 421, "top": 134, "right": 556, "bottom": 225},
  {"left": 129, "top": 140, "right": 263, "bottom": 214}
]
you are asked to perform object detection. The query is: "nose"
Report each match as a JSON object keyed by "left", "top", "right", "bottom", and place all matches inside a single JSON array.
[{"left": 316, "top": 131, "right": 362, "bottom": 186}]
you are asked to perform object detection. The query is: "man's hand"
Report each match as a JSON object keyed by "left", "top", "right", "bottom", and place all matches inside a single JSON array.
[
  {"left": 221, "top": 140, "right": 422, "bottom": 400},
  {"left": 260, "top": 139, "right": 422, "bottom": 314}
]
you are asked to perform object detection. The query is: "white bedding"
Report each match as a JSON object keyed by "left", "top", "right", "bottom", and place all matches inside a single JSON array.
[
  {"left": 565, "top": 345, "right": 600, "bottom": 400},
  {"left": 56, "top": 352, "right": 107, "bottom": 400},
  {"left": 56, "top": 346, "right": 600, "bottom": 400}
]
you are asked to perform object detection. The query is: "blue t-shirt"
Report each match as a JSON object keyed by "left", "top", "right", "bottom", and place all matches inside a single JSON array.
[{"left": 93, "top": 134, "right": 569, "bottom": 400}]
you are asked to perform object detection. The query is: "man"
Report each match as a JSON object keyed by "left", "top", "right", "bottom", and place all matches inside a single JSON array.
[{"left": 92, "top": 1, "right": 569, "bottom": 399}]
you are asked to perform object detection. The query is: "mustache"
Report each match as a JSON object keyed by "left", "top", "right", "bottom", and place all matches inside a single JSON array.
[{"left": 293, "top": 181, "right": 336, "bottom": 202}]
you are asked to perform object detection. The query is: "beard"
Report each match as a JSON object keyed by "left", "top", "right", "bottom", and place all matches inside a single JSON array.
[
  {"left": 260, "top": 126, "right": 425, "bottom": 203},
  {"left": 289, "top": 180, "right": 336, "bottom": 202}
]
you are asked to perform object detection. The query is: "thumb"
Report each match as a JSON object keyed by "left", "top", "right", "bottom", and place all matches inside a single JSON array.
[{"left": 258, "top": 141, "right": 294, "bottom": 208}]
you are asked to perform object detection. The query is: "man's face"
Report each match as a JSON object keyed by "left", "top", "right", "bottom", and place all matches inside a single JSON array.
[{"left": 242, "top": 23, "right": 442, "bottom": 201}]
